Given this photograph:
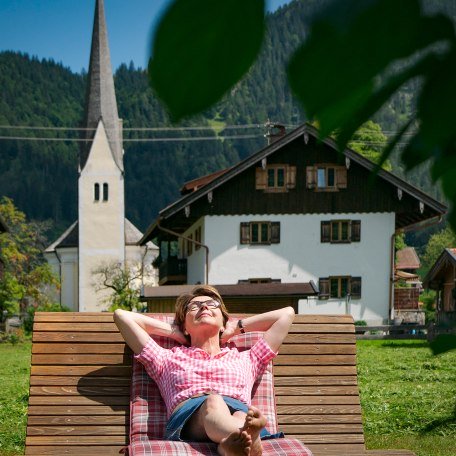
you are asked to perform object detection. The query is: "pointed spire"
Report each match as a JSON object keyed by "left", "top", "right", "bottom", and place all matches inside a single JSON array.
[{"left": 80, "top": 0, "right": 123, "bottom": 172}]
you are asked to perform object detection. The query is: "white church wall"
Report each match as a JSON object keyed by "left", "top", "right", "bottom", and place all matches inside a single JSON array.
[{"left": 200, "top": 213, "right": 394, "bottom": 324}]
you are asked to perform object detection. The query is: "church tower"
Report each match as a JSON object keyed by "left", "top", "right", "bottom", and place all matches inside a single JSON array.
[{"left": 78, "top": 0, "right": 125, "bottom": 311}]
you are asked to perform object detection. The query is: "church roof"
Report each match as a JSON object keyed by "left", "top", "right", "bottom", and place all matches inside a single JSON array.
[
  {"left": 79, "top": 0, "right": 123, "bottom": 173},
  {"left": 46, "top": 219, "right": 157, "bottom": 252}
]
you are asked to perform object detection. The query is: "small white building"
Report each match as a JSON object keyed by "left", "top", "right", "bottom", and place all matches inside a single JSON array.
[
  {"left": 45, "top": 0, "right": 157, "bottom": 311},
  {"left": 140, "top": 124, "right": 446, "bottom": 324}
]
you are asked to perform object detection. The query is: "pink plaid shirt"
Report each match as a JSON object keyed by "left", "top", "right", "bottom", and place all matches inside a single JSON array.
[{"left": 135, "top": 337, "right": 277, "bottom": 418}]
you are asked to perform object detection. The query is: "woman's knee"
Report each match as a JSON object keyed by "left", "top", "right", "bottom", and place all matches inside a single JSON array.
[{"left": 204, "top": 394, "right": 226, "bottom": 412}]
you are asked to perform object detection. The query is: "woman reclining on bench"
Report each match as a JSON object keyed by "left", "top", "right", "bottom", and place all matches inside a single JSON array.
[{"left": 114, "top": 284, "right": 295, "bottom": 456}]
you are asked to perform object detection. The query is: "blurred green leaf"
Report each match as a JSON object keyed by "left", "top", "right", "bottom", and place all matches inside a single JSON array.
[
  {"left": 149, "top": 0, "right": 265, "bottom": 121},
  {"left": 430, "top": 334, "right": 456, "bottom": 356}
]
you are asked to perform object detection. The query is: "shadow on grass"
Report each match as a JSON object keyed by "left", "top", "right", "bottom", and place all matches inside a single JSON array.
[{"left": 420, "top": 403, "right": 456, "bottom": 434}]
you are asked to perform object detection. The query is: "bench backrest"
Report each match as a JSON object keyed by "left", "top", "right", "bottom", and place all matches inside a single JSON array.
[{"left": 26, "top": 312, "right": 363, "bottom": 455}]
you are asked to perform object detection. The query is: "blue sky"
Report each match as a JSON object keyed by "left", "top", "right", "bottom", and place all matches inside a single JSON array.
[{"left": 0, "top": 0, "right": 292, "bottom": 74}]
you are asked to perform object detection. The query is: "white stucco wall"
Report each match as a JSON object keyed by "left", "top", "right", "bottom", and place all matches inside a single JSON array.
[
  {"left": 185, "top": 213, "right": 395, "bottom": 324},
  {"left": 78, "top": 121, "right": 125, "bottom": 311}
]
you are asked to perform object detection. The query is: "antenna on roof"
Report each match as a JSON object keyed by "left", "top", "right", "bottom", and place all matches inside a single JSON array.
[{"left": 264, "top": 119, "right": 286, "bottom": 145}]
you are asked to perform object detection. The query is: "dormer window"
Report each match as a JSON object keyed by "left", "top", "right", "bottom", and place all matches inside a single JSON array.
[
  {"left": 256, "top": 164, "right": 296, "bottom": 192},
  {"left": 103, "top": 183, "right": 109, "bottom": 201},
  {"left": 94, "top": 183, "right": 100, "bottom": 201}
]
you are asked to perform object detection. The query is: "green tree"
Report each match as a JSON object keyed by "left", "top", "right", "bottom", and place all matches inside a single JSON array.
[
  {"left": 421, "top": 226, "right": 456, "bottom": 274},
  {"left": 0, "top": 197, "right": 59, "bottom": 318}
]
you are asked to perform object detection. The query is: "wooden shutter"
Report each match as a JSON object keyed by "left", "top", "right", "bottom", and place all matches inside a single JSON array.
[
  {"left": 306, "top": 166, "right": 317, "bottom": 189},
  {"left": 336, "top": 166, "right": 347, "bottom": 189},
  {"left": 321, "top": 221, "right": 331, "bottom": 243},
  {"left": 255, "top": 168, "right": 267, "bottom": 190},
  {"left": 286, "top": 166, "right": 296, "bottom": 189},
  {"left": 318, "top": 278, "right": 330, "bottom": 300},
  {"left": 350, "top": 277, "right": 362, "bottom": 299},
  {"left": 270, "top": 222, "right": 280, "bottom": 244},
  {"left": 240, "top": 222, "right": 250, "bottom": 244},
  {"left": 351, "top": 220, "right": 361, "bottom": 242}
]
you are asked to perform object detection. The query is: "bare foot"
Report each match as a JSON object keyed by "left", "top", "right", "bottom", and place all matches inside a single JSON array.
[
  {"left": 242, "top": 406, "right": 267, "bottom": 456},
  {"left": 218, "top": 429, "right": 252, "bottom": 456}
]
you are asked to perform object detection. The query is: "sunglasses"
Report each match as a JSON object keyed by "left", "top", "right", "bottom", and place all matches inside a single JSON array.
[{"left": 186, "top": 299, "right": 221, "bottom": 312}]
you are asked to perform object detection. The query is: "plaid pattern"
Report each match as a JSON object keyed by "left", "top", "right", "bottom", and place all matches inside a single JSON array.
[{"left": 129, "top": 315, "right": 313, "bottom": 456}]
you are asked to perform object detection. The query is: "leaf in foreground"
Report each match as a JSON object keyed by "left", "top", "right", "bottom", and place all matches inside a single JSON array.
[{"left": 148, "top": 0, "right": 265, "bottom": 122}]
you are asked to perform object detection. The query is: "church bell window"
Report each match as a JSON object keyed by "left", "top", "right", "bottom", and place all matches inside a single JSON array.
[
  {"left": 94, "top": 183, "right": 100, "bottom": 201},
  {"left": 103, "top": 183, "right": 109, "bottom": 201}
]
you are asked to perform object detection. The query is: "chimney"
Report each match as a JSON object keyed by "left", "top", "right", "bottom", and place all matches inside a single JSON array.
[{"left": 264, "top": 119, "right": 286, "bottom": 145}]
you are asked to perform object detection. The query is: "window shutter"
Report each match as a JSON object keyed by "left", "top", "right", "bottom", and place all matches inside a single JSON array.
[
  {"left": 318, "top": 278, "right": 330, "bottom": 300},
  {"left": 306, "top": 166, "right": 317, "bottom": 189},
  {"left": 321, "top": 221, "right": 331, "bottom": 243},
  {"left": 270, "top": 222, "right": 280, "bottom": 244},
  {"left": 255, "top": 168, "right": 267, "bottom": 190},
  {"left": 286, "top": 166, "right": 296, "bottom": 189},
  {"left": 351, "top": 220, "right": 361, "bottom": 242},
  {"left": 336, "top": 166, "right": 347, "bottom": 189},
  {"left": 240, "top": 222, "right": 250, "bottom": 244},
  {"left": 350, "top": 277, "right": 362, "bottom": 299}
]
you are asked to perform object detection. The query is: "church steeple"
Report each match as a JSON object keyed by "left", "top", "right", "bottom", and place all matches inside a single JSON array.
[{"left": 80, "top": 0, "right": 123, "bottom": 172}]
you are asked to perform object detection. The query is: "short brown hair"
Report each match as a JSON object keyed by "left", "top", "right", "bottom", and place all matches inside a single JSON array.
[{"left": 174, "top": 285, "right": 230, "bottom": 343}]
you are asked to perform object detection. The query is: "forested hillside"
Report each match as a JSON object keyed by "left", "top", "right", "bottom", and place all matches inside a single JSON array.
[{"left": 0, "top": 0, "right": 454, "bottom": 242}]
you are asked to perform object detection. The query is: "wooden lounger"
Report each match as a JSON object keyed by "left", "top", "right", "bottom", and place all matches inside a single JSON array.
[{"left": 26, "top": 313, "right": 415, "bottom": 455}]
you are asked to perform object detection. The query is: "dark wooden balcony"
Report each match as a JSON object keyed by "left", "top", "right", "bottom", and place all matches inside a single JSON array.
[{"left": 158, "top": 257, "right": 187, "bottom": 285}]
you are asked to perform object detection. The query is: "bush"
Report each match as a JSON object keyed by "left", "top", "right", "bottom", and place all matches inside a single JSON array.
[
  {"left": 23, "top": 302, "right": 69, "bottom": 334},
  {"left": 420, "top": 290, "right": 436, "bottom": 324}
]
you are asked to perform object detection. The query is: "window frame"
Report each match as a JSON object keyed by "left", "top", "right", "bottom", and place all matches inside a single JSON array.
[
  {"left": 318, "top": 276, "right": 362, "bottom": 300},
  {"left": 240, "top": 221, "right": 280, "bottom": 245}
]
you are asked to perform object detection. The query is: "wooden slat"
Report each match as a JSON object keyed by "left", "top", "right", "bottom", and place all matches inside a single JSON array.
[
  {"left": 29, "top": 396, "right": 129, "bottom": 406},
  {"left": 29, "top": 386, "right": 130, "bottom": 396},
  {"left": 33, "top": 323, "right": 118, "bottom": 332},
  {"left": 274, "top": 385, "right": 359, "bottom": 396},
  {"left": 287, "top": 434, "right": 365, "bottom": 443},
  {"left": 279, "top": 344, "right": 356, "bottom": 354},
  {"left": 32, "top": 343, "right": 128, "bottom": 354},
  {"left": 27, "top": 426, "right": 126, "bottom": 436},
  {"left": 30, "top": 376, "right": 131, "bottom": 386},
  {"left": 274, "top": 365, "right": 357, "bottom": 376},
  {"left": 293, "top": 315, "right": 354, "bottom": 324},
  {"left": 26, "top": 436, "right": 127, "bottom": 445},
  {"left": 279, "top": 414, "right": 363, "bottom": 424},
  {"left": 25, "top": 445, "right": 125, "bottom": 455},
  {"left": 283, "top": 333, "right": 356, "bottom": 344},
  {"left": 275, "top": 354, "right": 356, "bottom": 365},
  {"left": 276, "top": 396, "right": 360, "bottom": 405},
  {"left": 280, "top": 424, "right": 363, "bottom": 434},
  {"left": 33, "top": 332, "right": 125, "bottom": 342},
  {"left": 28, "top": 405, "right": 129, "bottom": 416},
  {"left": 28, "top": 415, "right": 127, "bottom": 426},
  {"left": 290, "top": 323, "right": 355, "bottom": 333},
  {"left": 31, "top": 354, "right": 128, "bottom": 365},
  {"left": 34, "top": 313, "right": 114, "bottom": 322},
  {"left": 307, "top": 443, "right": 366, "bottom": 454},
  {"left": 274, "top": 375, "right": 358, "bottom": 386},
  {"left": 31, "top": 366, "right": 131, "bottom": 376},
  {"left": 277, "top": 404, "right": 362, "bottom": 414}
]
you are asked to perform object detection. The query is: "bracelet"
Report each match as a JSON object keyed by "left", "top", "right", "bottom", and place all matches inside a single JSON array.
[{"left": 237, "top": 319, "right": 245, "bottom": 334}]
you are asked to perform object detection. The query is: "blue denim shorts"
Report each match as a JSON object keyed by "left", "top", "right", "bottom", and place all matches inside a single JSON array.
[{"left": 164, "top": 394, "right": 284, "bottom": 442}]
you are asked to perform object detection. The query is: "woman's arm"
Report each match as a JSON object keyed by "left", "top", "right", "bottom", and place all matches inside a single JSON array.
[
  {"left": 113, "top": 309, "right": 187, "bottom": 355},
  {"left": 222, "top": 307, "right": 295, "bottom": 353}
]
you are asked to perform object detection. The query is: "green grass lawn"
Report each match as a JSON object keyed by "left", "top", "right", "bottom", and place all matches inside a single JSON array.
[{"left": 0, "top": 339, "right": 455, "bottom": 456}]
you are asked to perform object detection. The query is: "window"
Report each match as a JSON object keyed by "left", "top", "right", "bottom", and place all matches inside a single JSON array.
[
  {"left": 103, "top": 183, "right": 109, "bottom": 201},
  {"left": 318, "top": 276, "right": 362, "bottom": 299},
  {"left": 187, "top": 233, "right": 193, "bottom": 256},
  {"left": 195, "top": 226, "right": 202, "bottom": 250},
  {"left": 94, "top": 183, "right": 100, "bottom": 201},
  {"left": 306, "top": 165, "right": 347, "bottom": 191},
  {"left": 321, "top": 220, "right": 361, "bottom": 243},
  {"left": 238, "top": 278, "right": 281, "bottom": 284},
  {"left": 240, "top": 221, "right": 280, "bottom": 245},
  {"left": 256, "top": 164, "right": 296, "bottom": 192}
]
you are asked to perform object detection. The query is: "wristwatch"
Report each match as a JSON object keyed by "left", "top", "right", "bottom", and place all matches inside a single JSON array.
[{"left": 237, "top": 319, "right": 245, "bottom": 334}]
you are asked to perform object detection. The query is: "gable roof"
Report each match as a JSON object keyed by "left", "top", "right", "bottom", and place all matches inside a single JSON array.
[
  {"left": 46, "top": 219, "right": 157, "bottom": 253},
  {"left": 396, "top": 247, "right": 421, "bottom": 270},
  {"left": 423, "top": 247, "right": 456, "bottom": 289},
  {"left": 140, "top": 123, "right": 447, "bottom": 244}
]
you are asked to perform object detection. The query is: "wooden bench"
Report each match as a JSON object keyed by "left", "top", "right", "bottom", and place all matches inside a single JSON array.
[{"left": 26, "top": 313, "right": 415, "bottom": 455}]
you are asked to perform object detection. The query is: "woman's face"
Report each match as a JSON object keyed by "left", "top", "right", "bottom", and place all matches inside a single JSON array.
[{"left": 184, "top": 295, "right": 225, "bottom": 336}]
